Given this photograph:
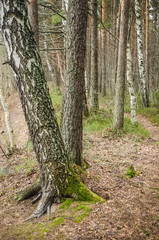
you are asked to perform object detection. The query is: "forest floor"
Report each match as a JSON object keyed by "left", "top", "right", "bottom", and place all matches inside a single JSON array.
[{"left": 0, "top": 91, "right": 159, "bottom": 240}]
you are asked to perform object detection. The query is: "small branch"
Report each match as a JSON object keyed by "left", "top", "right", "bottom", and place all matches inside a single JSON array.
[
  {"left": 38, "top": 3, "right": 66, "bottom": 20},
  {"left": 2, "top": 60, "right": 11, "bottom": 65},
  {"left": 39, "top": 48, "right": 65, "bottom": 51},
  {"left": 0, "top": 144, "right": 8, "bottom": 159}
]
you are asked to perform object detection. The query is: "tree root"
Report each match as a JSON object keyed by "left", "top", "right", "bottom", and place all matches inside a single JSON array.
[
  {"left": 16, "top": 178, "right": 41, "bottom": 202},
  {"left": 18, "top": 170, "right": 105, "bottom": 221}
]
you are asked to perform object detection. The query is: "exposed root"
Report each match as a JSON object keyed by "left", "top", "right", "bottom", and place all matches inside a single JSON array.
[
  {"left": 16, "top": 178, "right": 41, "bottom": 202},
  {"left": 32, "top": 192, "right": 42, "bottom": 204}
]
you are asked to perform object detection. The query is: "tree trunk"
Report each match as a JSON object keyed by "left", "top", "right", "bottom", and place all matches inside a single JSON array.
[
  {"left": 127, "top": 39, "right": 137, "bottom": 126},
  {"left": 113, "top": 0, "right": 130, "bottom": 130},
  {"left": 1, "top": 0, "right": 102, "bottom": 219},
  {"left": 135, "top": 0, "right": 149, "bottom": 107},
  {"left": 101, "top": 0, "right": 106, "bottom": 97},
  {"left": 61, "top": 0, "right": 88, "bottom": 166},
  {"left": 90, "top": 0, "right": 99, "bottom": 111},
  {"left": 0, "top": 85, "right": 15, "bottom": 150},
  {"left": 27, "top": 0, "right": 39, "bottom": 47},
  {"left": 145, "top": 0, "right": 149, "bottom": 91}
]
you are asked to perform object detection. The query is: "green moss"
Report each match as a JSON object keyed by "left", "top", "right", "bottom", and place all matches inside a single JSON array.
[
  {"left": 49, "top": 217, "right": 65, "bottom": 226},
  {"left": 2, "top": 217, "right": 65, "bottom": 240},
  {"left": 74, "top": 204, "right": 91, "bottom": 223},
  {"left": 126, "top": 166, "right": 139, "bottom": 178},
  {"left": 59, "top": 198, "right": 74, "bottom": 209},
  {"left": 64, "top": 170, "right": 105, "bottom": 203}
]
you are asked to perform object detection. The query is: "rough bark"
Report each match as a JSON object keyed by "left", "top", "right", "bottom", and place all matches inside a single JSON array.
[
  {"left": 113, "top": 0, "right": 130, "bottom": 130},
  {"left": 27, "top": 0, "right": 39, "bottom": 47},
  {"left": 90, "top": 0, "right": 98, "bottom": 111},
  {"left": 1, "top": 0, "right": 102, "bottom": 219},
  {"left": 135, "top": 0, "right": 149, "bottom": 107},
  {"left": 62, "top": 0, "right": 88, "bottom": 166}
]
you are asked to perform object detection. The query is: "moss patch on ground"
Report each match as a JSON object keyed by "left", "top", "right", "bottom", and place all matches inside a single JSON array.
[{"left": 1, "top": 200, "right": 96, "bottom": 240}]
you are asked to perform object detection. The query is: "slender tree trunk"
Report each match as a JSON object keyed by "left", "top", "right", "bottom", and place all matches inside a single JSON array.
[
  {"left": 85, "top": 9, "right": 91, "bottom": 96},
  {"left": 0, "top": 116, "right": 9, "bottom": 152},
  {"left": 101, "top": 0, "right": 106, "bottom": 97},
  {"left": 127, "top": 38, "right": 137, "bottom": 126},
  {"left": 145, "top": 0, "right": 149, "bottom": 91},
  {"left": 1, "top": 0, "right": 101, "bottom": 219},
  {"left": 27, "top": 0, "right": 39, "bottom": 47},
  {"left": 135, "top": 0, "right": 149, "bottom": 107},
  {"left": 113, "top": 0, "right": 130, "bottom": 130},
  {"left": 114, "top": 2, "right": 121, "bottom": 87},
  {"left": 98, "top": 0, "right": 102, "bottom": 93},
  {"left": 90, "top": 0, "right": 98, "bottom": 110},
  {"left": 62, "top": 0, "right": 88, "bottom": 166},
  {"left": 0, "top": 85, "right": 15, "bottom": 150}
]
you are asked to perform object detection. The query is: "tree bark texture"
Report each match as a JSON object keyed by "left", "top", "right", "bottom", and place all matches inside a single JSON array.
[
  {"left": 90, "top": 0, "right": 98, "bottom": 110},
  {"left": 135, "top": 0, "right": 149, "bottom": 107},
  {"left": 1, "top": 0, "right": 102, "bottom": 219},
  {"left": 127, "top": 40, "right": 137, "bottom": 126},
  {"left": 27, "top": 0, "right": 39, "bottom": 47},
  {"left": 1, "top": 0, "right": 69, "bottom": 218},
  {"left": 62, "top": 0, "right": 88, "bottom": 166},
  {"left": 113, "top": 0, "right": 130, "bottom": 130}
]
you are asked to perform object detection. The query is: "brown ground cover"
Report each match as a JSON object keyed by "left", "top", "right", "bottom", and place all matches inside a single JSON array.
[{"left": 0, "top": 93, "right": 158, "bottom": 240}]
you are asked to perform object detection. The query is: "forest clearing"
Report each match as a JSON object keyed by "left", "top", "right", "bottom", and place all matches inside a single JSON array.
[{"left": 0, "top": 0, "right": 159, "bottom": 239}]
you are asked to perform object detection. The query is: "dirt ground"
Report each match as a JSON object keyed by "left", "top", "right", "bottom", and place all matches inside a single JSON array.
[{"left": 0, "top": 93, "right": 159, "bottom": 240}]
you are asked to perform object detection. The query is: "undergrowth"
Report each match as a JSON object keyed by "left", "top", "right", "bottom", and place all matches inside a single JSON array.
[{"left": 137, "top": 107, "right": 159, "bottom": 126}]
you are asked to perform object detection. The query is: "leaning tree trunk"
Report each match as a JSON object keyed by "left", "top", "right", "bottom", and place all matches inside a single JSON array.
[
  {"left": 135, "top": 0, "right": 149, "bottom": 107},
  {"left": 61, "top": 0, "right": 88, "bottom": 166},
  {"left": 113, "top": 0, "right": 130, "bottom": 130},
  {"left": 1, "top": 0, "right": 102, "bottom": 219},
  {"left": 90, "top": 0, "right": 99, "bottom": 111}
]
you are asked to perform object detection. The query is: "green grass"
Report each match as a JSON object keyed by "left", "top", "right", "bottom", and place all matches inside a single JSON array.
[
  {"left": 83, "top": 111, "right": 111, "bottom": 133},
  {"left": 124, "top": 118, "right": 150, "bottom": 138},
  {"left": 137, "top": 107, "right": 159, "bottom": 126},
  {"left": 49, "top": 85, "right": 62, "bottom": 124}
]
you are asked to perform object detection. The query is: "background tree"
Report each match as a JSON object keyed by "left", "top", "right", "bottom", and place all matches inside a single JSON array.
[
  {"left": 61, "top": 0, "right": 88, "bottom": 166},
  {"left": 27, "top": 0, "right": 39, "bottom": 47},
  {"left": 113, "top": 0, "right": 130, "bottom": 130},
  {"left": 135, "top": 0, "right": 149, "bottom": 107},
  {"left": 90, "top": 0, "right": 99, "bottom": 111}
]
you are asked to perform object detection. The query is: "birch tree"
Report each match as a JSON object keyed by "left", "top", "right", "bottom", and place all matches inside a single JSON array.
[
  {"left": 127, "top": 38, "right": 137, "bottom": 126},
  {"left": 135, "top": 0, "right": 149, "bottom": 107},
  {"left": 0, "top": 86, "right": 15, "bottom": 151},
  {"left": 1, "top": 0, "right": 102, "bottom": 219}
]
